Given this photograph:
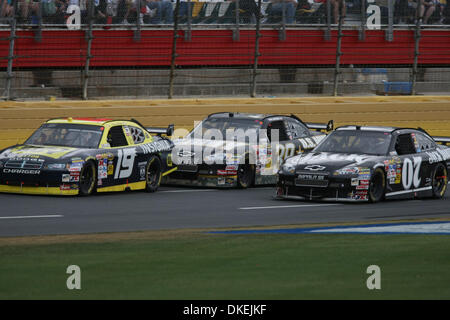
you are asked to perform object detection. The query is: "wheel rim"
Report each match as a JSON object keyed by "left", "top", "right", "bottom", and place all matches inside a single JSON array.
[
  {"left": 80, "top": 164, "right": 95, "bottom": 194},
  {"left": 370, "top": 170, "right": 384, "bottom": 201},
  {"left": 147, "top": 159, "right": 161, "bottom": 187},
  {"left": 433, "top": 165, "right": 448, "bottom": 196}
]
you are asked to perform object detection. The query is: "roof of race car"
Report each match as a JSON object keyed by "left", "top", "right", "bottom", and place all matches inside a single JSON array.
[
  {"left": 336, "top": 125, "right": 399, "bottom": 132},
  {"left": 47, "top": 118, "right": 113, "bottom": 126},
  {"left": 207, "top": 112, "right": 297, "bottom": 121}
]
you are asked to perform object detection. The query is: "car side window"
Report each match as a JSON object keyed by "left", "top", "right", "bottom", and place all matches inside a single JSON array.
[
  {"left": 126, "top": 126, "right": 146, "bottom": 144},
  {"left": 415, "top": 132, "right": 437, "bottom": 152},
  {"left": 287, "top": 119, "right": 310, "bottom": 139},
  {"left": 267, "top": 120, "right": 290, "bottom": 142},
  {"left": 395, "top": 133, "right": 417, "bottom": 155},
  {"left": 107, "top": 126, "right": 129, "bottom": 148}
]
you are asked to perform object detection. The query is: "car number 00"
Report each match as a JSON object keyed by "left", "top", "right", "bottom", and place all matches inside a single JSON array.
[
  {"left": 402, "top": 157, "right": 422, "bottom": 190},
  {"left": 114, "top": 148, "right": 136, "bottom": 179}
]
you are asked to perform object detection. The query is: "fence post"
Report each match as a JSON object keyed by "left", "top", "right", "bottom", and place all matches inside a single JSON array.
[
  {"left": 185, "top": 0, "right": 192, "bottom": 41},
  {"left": 250, "top": 0, "right": 262, "bottom": 98},
  {"left": 169, "top": 0, "right": 181, "bottom": 99},
  {"left": 34, "top": 0, "right": 43, "bottom": 42},
  {"left": 411, "top": 7, "right": 421, "bottom": 96},
  {"left": 4, "top": 17, "right": 16, "bottom": 100},
  {"left": 82, "top": 0, "right": 94, "bottom": 100},
  {"left": 385, "top": 0, "right": 394, "bottom": 42},
  {"left": 233, "top": 0, "right": 240, "bottom": 41},
  {"left": 279, "top": 0, "right": 286, "bottom": 41},
  {"left": 359, "top": 0, "right": 366, "bottom": 41},
  {"left": 324, "top": 0, "right": 331, "bottom": 40},
  {"left": 333, "top": 0, "right": 344, "bottom": 96},
  {"left": 134, "top": 0, "right": 141, "bottom": 42}
]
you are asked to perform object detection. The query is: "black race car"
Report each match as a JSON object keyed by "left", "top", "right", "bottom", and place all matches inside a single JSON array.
[
  {"left": 276, "top": 126, "right": 450, "bottom": 202},
  {"left": 163, "top": 112, "right": 333, "bottom": 188},
  {"left": 0, "top": 118, "right": 175, "bottom": 196}
]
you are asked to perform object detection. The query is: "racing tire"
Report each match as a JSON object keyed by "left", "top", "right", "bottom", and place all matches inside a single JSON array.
[
  {"left": 431, "top": 163, "right": 448, "bottom": 199},
  {"left": 79, "top": 161, "right": 97, "bottom": 196},
  {"left": 368, "top": 167, "right": 386, "bottom": 203},
  {"left": 145, "top": 155, "right": 162, "bottom": 193},
  {"left": 237, "top": 163, "right": 255, "bottom": 189}
]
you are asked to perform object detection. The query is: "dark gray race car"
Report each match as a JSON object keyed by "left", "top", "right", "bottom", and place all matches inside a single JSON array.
[{"left": 276, "top": 126, "right": 450, "bottom": 202}]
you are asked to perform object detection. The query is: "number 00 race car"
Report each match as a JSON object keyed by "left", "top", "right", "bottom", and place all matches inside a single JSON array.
[
  {"left": 0, "top": 118, "right": 176, "bottom": 196},
  {"left": 276, "top": 126, "right": 450, "bottom": 202}
]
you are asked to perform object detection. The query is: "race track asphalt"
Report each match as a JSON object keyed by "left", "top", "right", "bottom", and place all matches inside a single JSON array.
[{"left": 0, "top": 186, "right": 449, "bottom": 237}]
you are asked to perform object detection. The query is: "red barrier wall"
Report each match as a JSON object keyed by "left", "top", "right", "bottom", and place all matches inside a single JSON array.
[{"left": 0, "top": 29, "right": 449, "bottom": 68}]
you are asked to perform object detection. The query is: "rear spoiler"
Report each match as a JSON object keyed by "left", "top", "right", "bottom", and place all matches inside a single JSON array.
[
  {"left": 130, "top": 118, "right": 174, "bottom": 136},
  {"left": 433, "top": 136, "right": 450, "bottom": 146},
  {"left": 146, "top": 124, "right": 174, "bottom": 136},
  {"left": 306, "top": 120, "right": 334, "bottom": 132}
]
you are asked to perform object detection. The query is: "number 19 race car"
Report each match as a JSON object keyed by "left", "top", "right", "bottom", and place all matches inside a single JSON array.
[
  {"left": 0, "top": 118, "right": 175, "bottom": 196},
  {"left": 276, "top": 126, "right": 450, "bottom": 202}
]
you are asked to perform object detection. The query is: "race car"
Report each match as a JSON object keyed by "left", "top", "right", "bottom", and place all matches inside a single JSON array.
[
  {"left": 0, "top": 118, "right": 176, "bottom": 196},
  {"left": 163, "top": 112, "right": 333, "bottom": 188},
  {"left": 276, "top": 126, "right": 450, "bottom": 202}
]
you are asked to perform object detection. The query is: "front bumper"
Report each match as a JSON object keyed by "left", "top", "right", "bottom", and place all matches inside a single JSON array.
[
  {"left": 276, "top": 173, "right": 369, "bottom": 202},
  {"left": 0, "top": 169, "right": 79, "bottom": 196}
]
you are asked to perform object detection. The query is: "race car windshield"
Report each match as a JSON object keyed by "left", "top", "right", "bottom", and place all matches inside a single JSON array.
[
  {"left": 188, "top": 118, "right": 263, "bottom": 141},
  {"left": 314, "top": 130, "right": 392, "bottom": 155},
  {"left": 25, "top": 123, "right": 103, "bottom": 148}
]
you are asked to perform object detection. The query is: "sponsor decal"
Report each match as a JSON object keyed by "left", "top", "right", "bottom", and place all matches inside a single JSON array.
[
  {"left": 4, "top": 146, "right": 75, "bottom": 160},
  {"left": 218, "top": 177, "right": 225, "bottom": 185},
  {"left": 62, "top": 174, "right": 71, "bottom": 182},
  {"left": 356, "top": 185, "right": 369, "bottom": 190},
  {"left": 359, "top": 180, "right": 370, "bottom": 185},
  {"left": 107, "top": 161, "right": 114, "bottom": 175},
  {"left": 351, "top": 178, "right": 359, "bottom": 186},
  {"left": 225, "top": 177, "right": 235, "bottom": 184},
  {"left": 70, "top": 172, "right": 80, "bottom": 182},
  {"left": 60, "top": 184, "right": 71, "bottom": 191},
  {"left": 225, "top": 165, "right": 238, "bottom": 171},
  {"left": 426, "top": 148, "right": 450, "bottom": 164},
  {"left": 140, "top": 140, "right": 172, "bottom": 154},
  {"left": 3, "top": 168, "right": 40, "bottom": 175}
]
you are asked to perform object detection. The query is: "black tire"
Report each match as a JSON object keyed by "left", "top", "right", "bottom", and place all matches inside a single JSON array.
[
  {"left": 237, "top": 163, "right": 255, "bottom": 189},
  {"left": 368, "top": 167, "right": 386, "bottom": 203},
  {"left": 145, "top": 155, "right": 162, "bottom": 193},
  {"left": 79, "top": 161, "right": 97, "bottom": 196},
  {"left": 431, "top": 163, "right": 448, "bottom": 199}
]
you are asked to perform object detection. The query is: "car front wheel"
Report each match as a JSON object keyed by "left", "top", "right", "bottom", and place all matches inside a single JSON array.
[
  {"left": 145, "top": 155, "right": 162, "bottom": 193},
  {"left": 79, "top": 161, "right": 97, "bottom": 196},
  {"left": 368, "top": 167, "right": 386, "bottom": 203}
]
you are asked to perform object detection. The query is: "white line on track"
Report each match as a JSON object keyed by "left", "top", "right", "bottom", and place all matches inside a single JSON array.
[
  {"left": 159, "top": 189, "right": 218, "bottom": 193},
  {"left": 239, "top": 204, "right": 340, "bottom": 210},
  {"left": 0, "top": 215, "right": 63, "bottom": 220}
]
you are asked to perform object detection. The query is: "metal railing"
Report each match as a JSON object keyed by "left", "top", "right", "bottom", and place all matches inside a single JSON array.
[{"left": 1, "top": 0, "right": 450, "bottom": 99}]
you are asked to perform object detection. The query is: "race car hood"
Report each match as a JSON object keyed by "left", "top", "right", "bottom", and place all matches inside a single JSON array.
[
  {"left": 289, "top": 152, "right": 379, "bottom": 173},
  {"left": 0, "top": 145, "right": 79, "bottom": 161},
  {"left": 172, "top": 138, "right": 249, "bottom": 163}
]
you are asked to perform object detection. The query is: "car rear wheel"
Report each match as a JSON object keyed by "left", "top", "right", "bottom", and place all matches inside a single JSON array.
[
  {"left": 237, "top": 163, "right": 255, "bottom": 189},
  {"left": 431, "top": 163, "right": 448, "bottom": 199},
  {"left": 145, "top": 155, "right": 162, "bottom": 193},
  {"left": 79, "top": 161, "right": 96, "bottom": 196},
  {"left": 368, "top": 167, "right": 386, "bottom": 203}
]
